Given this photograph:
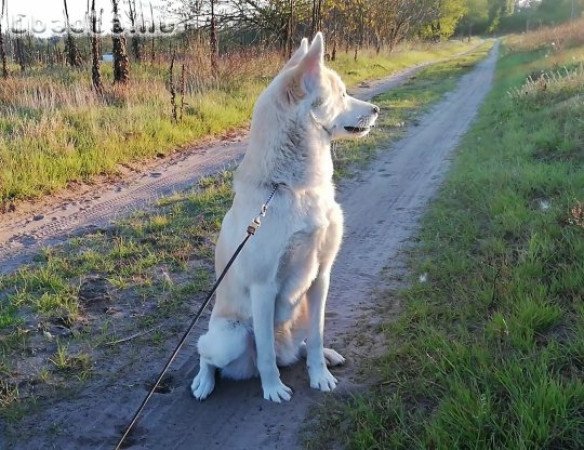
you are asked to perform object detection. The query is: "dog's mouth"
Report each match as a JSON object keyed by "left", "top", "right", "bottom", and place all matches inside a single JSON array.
[{"left": 344, "top": 126, "right": 370, "bottom": 134}]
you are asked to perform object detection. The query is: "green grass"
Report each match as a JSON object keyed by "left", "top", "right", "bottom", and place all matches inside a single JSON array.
[
  {"left": 0, "top": 173, "right": 230, "bottom": 414},
  {"left": 308, "top": 38, "right": 584, "bottom": 450},
  {"left": 0, "top": 40, "right": 482, "bottom": 205},
  {"left": 49, "top": 342, "right": 92, "bottom": 378},
  {"left": 0, "top": 43, "right": 493, "bottom": 421}
]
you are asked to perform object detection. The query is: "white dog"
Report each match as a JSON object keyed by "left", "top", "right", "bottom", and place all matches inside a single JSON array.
[{"left": 191, "top": 33, "right": 379, "bottom": 402}]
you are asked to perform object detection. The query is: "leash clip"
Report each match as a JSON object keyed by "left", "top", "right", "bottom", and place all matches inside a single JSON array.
[
  {"left": 246, "top": 184, "right": 280, "bottom": 235},
  {"left": 247, "top": 215, "right": 262, "bottom": 235}
]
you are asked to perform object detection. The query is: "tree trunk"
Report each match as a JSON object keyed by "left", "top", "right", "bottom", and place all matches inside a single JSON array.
[
  {"left": 168, "top": 51, "right": 177, "bottom": 123},
  {"left": 0, "top": 23, "right": 7, "bottom": 78},
  {"left": 15, "top": 38, "right": 26, "bottom": 73},
  {"left": 64, "top": 0, "right": 82, "bottom": 67},
  {"left": 128, "top": 0, "right": 141, "bottom": 61},
  {"left": 131, "top": 36, "right": 141, "bottom": 61},
  {"left": 112, "top": 0, "right": 129, "bottom": 83},
  {"left": 331, "top": 7, "right": 337, "bottom": 61},
  {"left": 354, "top": 1, "right": 364, "bottom": 61},
  {"left": 0, "top": 0, "right": 5, "bottom": 77},
  {"left": 65, "top": 34, "right": 83, "bottom": 67},
  {"left": 209, "top": 0, "right": 218, "bottom": 75},
  {"left": 310, "top": 0, "right": 322, "bottom": 36},
  {"left": 90, "top": 0, "right": 103, "bottom": 93},
  {"left": 285, "top": 0, "right": 295, "bottom": 58}
]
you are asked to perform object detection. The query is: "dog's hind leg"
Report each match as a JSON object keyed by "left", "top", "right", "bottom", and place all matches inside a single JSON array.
[
  {"left": 221, "top": 330, "right": 257, "bottom": 380},
  {"left": 299, "top": 342, "right": 345, "bottom": 367},
  {"left": 275, "top": 295, "right": 309, "bottom": 367},
  {"left": 191, "top": 317, "right": 251, "bottom": 400}
]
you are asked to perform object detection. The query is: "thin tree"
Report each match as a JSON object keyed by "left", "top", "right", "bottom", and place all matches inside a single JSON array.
[
  {"left": 148, "top": 2, "right": 156, "bottom": 64},
  {"left": 330, "top": 4, "right": 338, "bottom": 61},
  {"left": 90, "top": 0, "right": 103, "bottom": 93},
  {"left": 14, "top": 37, "right": 26, "bottom": 73},
  {"left": 285, "top": 0, "right": 295, "bottom": 58},
  {"left": 311, "top": 0, "right": 323, "bottom": 36},
  {"left": 112, "top": 0, "right": 130, "bottom": 83},
  {"left": 64, "top": 0, "right": 83, "bottom": 67},
  {"left": 209, "top": 0, "right": 218, "bottom": 75},
  {"left": 0, "top": 0, "right": 8, "bottom": 78},
  {"left": 168, "top": 49, "right": 177, "bottom": 122},
  {"left": 354, "top": 0, "right": 365, "bottom": 61},
  {"left": 128, "top": 0, "right": 142, "bottom": 61},
  {"left": 179, "top": 62, "right": 186, "bottom": 121}
]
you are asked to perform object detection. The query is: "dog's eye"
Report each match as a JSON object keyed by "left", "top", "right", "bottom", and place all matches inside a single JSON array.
[
  {"left": 342, "top": 92, "right": 347, "bottom": 98},
  {"left": 312, "top": 98, "right": 323, "bottom": 108}
]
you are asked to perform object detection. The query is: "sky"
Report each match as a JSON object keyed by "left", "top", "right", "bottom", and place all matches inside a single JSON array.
[{"left": 4, "top": 0, "right": 170, "bottom": 36}]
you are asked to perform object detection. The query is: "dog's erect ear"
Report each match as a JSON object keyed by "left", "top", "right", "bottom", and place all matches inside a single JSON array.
[
  {"left": 282, "top": 38, "right": 308, "bottom": 70},
  {"left": 284, "top": 33, "right": 325, "bottom": 103},
  {"left": 297, "top": 32, "right": 325, "bottom": 93},
  {"left": 302, "top": 33, "right": 325, "bottom": 73},
  {"left": 308, "top": 32, "right": 325, "bottom": 61}
]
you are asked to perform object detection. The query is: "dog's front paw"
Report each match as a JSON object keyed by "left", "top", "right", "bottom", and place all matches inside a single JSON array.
[
  {"left": 323, "top": 348, "right": 345, "bottom": 367},
  {"left": 191, "top": 369, "right": 215, "bottom": 400},
  {"left": 261, "top": 380, "right": 292, "bottom": 403},
  {"left": 308, "top": 365, "right": 338, "bottom": 392}
]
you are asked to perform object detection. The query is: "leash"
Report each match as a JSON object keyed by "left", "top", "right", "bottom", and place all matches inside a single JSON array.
[{"left": 115, "top": 183, "right": 280, "bottom": 450}]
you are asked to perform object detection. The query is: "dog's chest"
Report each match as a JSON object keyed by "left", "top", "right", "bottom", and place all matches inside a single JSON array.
[
  {"left": 275, "top": 196, "right": 333, "bottom": 293},
  {"left": 287, "top": 194, "right": 332, "bottom": 251}
]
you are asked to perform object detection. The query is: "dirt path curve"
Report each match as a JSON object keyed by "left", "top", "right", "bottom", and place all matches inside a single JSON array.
[
  {"left": 4, "top": 43, "right": 499, "bottom": 450},
  {"left": 0, "top": 64, "right": 428, "bottom": 276}
]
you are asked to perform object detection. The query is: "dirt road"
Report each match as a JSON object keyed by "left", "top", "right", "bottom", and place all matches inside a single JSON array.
[{"left": 3, "top": 43, "right": 498, "bottom": 449}]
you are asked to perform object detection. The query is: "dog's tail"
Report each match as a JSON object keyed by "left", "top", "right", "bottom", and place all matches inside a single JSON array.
[{"left": 197, "top": 317, "right": 257, "bottom": 380}]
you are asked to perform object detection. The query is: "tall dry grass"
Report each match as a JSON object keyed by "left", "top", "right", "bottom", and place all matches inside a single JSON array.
[
  {"left": 506, "top": 17, "right": 584, "bottom": 53},
  {"left": 0, "top": 39, "right": 479, "bottom": 204}
]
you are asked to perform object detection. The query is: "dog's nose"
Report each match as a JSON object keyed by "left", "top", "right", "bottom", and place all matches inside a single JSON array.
[{"left": 372, "top": 105, "right": 380, "bottom": 115}]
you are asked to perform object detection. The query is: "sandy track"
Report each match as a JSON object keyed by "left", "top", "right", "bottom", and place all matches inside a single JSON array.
[{"left": 3, "top": 43, "right": 498, "bottom": 449}]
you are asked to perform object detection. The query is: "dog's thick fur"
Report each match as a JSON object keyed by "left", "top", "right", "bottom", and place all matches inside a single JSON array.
[{"left": 191, "top": 33, "right": 379, "bottom": 402}]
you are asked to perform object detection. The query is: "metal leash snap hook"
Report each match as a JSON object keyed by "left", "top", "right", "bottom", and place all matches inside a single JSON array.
[{"left": 247, "top": 215, "right": 262, "bottom": 235}]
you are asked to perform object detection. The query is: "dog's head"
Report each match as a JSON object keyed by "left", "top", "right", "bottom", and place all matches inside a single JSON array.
[{"left": 275, "top": 33, "right": 379, "bottom": 141}]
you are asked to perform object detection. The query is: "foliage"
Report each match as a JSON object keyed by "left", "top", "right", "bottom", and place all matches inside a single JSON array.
[
  {"left": 421, "top": 0, "right": 469, "bottom": 40},
  {"left": 176, "top": 0, "right": 472, "bottom": 51},
  {"left": 459, "top": 0, "right": 584, "bottom": 35}
]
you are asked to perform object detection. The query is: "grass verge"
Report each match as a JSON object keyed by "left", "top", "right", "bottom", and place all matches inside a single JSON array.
[
  {"left": 0, "top": 43, "right": 493, "bottom": 432},
  {"left": 307, "top": 30, "right": 584, "bottom": 450},
  {"left": 0, "top": 40, "right": 482, "bottom": 205}
]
